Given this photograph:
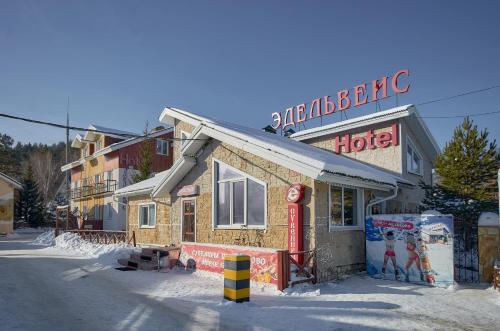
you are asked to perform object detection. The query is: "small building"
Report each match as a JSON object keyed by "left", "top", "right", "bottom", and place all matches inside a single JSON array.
[
  {"left": 115, "top": 104, "right": 439, "bottom": 283},
  {"left": 61, "top": 125, "right": 174, "bottom": 230},
  {"left": 0, "top": 172, "right": 22, "bottom": 234}
]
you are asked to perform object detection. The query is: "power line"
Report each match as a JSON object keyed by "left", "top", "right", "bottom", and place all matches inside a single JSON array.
[
  {"left": 2, "top": 83, "right": 500, "bottom": 138},
  {"left": 0, "top": 112, "right": 204, "bottom": 142},
  {"left": 417, "top": 109, "right": 500, "bottom": 119},
  {"left": 415, "top": 85, "right": 500, "bottom": 107}
]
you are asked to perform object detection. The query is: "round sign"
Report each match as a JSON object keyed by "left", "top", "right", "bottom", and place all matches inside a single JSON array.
[{"left": 286, "top": 183, "right": 305, "bottom": 203}]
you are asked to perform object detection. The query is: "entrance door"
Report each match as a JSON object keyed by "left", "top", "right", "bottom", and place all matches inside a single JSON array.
[{"left": 182, "top": 199, "right": 196, "bottom": 242}]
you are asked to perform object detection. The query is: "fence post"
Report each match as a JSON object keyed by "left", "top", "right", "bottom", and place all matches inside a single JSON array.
[
  {"left": 277, "top": 250, "right": 290, "bottom": 291},
  {"left": 132, "top": 231, "right": 136, "bottom": 247}
]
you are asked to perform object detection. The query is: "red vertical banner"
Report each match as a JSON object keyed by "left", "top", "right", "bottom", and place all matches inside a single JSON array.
[{"left": 286, "top": 184, "right": 305, "bottom": 265}]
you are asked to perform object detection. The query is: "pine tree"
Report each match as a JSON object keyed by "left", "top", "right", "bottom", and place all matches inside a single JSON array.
[
  {"left": 15, "top": 165, "right": 46, "bottom": 228},
  {"left": 435, "top": 117, "right": 499, "bottom": 200},
  {"left": 133, "top": 124, "right": 153, "bottom": 183},
  {"left": 420, "top": 117, "right": 499, "bottom": 232}
]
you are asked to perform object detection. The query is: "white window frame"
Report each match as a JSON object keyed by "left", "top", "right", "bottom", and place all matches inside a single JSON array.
[
  {"left": 406, "top": 136, "right": 423, "bottom": 176},
  {"left": 180, "top": 130, "right": 189, "bottom": 149},
  {"left": 156, "top": 139, "right": 169, "bottom": 156},
  {"left": 180, "top": 198, "right": 197, "bottom": 243},
  {"left": 95, "top": 139, "right": 102, "bottom": 151},
  {"left": 82, "top": 145, "right": 88, "bottom": 158},
  {"left": 211, "top": 158, "right": 267, "bottom": 230},
  {"left": 328, "top": 185, "right": 364, "bottom": 231},
  {"left": 138, "top": 202, "right": 156, "bottom": 228}
]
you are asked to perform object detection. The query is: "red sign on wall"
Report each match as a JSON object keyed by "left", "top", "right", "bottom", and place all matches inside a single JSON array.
[
  {"left": 180, "top": 243, "right": 280, "bottom": 286},
  {"left": 287, "top": 184, "right": 305, "bottom": 264},
  {"left": 334, "top": 123, "right": 399, "bottom": 154}
]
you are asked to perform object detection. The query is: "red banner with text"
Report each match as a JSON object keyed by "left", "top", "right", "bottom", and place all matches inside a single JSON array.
[{"left": 180, "top": 243, "right": 279, "bottom": 286}]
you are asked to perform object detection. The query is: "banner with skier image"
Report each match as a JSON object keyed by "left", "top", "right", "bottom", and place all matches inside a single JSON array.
[{"left": 365, "top": 214, "right": 454, "bottom": 287}]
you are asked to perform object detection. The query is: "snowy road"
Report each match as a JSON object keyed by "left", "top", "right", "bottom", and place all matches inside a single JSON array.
[
  {"left": 1, "top": 232, "right": 500, "bottom": 331},
  {"left": 0, "top": 232, "right": 232, "bottom": 331}
]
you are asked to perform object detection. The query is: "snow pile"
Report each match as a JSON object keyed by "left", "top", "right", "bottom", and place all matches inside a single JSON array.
[
  {"left": 479, "top": 212, "right": 500, "bottom": 226},
  {"left": 31, "top": 230, "right": 55, "bottom": 246},
  {"left": 54, "top": 232, "right": 135, "bottom": 263},
  {"left": 281, "top": 282, "right": 325, "bottom": 297},
  {"left": 5, "top": 232, "right": 20, "bottom": 239}
]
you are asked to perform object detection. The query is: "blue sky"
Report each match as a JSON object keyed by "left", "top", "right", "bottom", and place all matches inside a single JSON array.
[{"left": 1, "top": 1, "right": 499, "bottom": 148}]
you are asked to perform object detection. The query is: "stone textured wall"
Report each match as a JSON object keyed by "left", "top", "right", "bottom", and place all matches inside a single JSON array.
[
  {"left": 312, "top": 181, "right": 366, "bottom": 282},
  {"left": 127, "top": 195, "right": 172, "bottom": 246},
  {"left": 168, "top": 139, "right": 315, "bottom": 250},
  {"left": 173, "top": 120, "right": 195, "bottom": 162}
]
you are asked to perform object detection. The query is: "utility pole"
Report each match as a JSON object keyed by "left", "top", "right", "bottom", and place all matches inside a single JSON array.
[{"left": 66, "top": 97, "right": 70, "bottom": 204}]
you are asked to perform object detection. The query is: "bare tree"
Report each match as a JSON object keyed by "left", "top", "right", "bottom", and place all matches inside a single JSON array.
[{"left": 29, "top": 150, "right": 65, "bottom": 205}]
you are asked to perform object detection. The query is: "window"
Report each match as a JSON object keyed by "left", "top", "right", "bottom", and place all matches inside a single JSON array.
[
  {"left": 139, "top": 203, "right": 156, "bottom": 228},
  {"left": 329, "top": 185, "right": 362, "bottom": 229},
  {"left": 82, "top": 145, "right": 88, "bottom": 158},
  {"left": 156, "top": 139, "right": 169, "bottom": 155},
  {"left": 213, "top": 159, "right": 266, "bottom": 228},
  {"left": 95, "top": 140, "right": 102, "bottom": 151},
  {"left": 407, "top": 138, "right": 423, "bottom": 175},
  {"left": 181, "top": 131, "right": 189, "bottom": 148}
]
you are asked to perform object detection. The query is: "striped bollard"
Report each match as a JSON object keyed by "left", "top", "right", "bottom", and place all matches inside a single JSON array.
[{"left": 224, "top": 254, "right": 250, "bottom": 302}]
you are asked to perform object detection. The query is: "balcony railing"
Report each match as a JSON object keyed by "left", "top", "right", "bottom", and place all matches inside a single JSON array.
[{"left": 69, "top": 179, "right": 117, "bottom": 200}]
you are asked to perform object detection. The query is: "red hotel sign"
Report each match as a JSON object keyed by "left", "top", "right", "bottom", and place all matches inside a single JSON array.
[
  {"left": 272, "top": 69, "right": 410, "bottom": 129},
  {"left": 334, "top": 123, "right": 398, "bottom": 154},
  {"left": 287, "top": 184, "right": 305, "bottom": 264}
]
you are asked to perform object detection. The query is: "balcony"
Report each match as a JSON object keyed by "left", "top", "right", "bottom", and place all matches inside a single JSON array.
[{"left": 69, "top": 180, "right": 117, "bottom": 200}]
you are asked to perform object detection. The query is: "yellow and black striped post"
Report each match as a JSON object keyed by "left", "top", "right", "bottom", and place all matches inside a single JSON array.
[{"left": 224, "top": 254, "right": 250, "bottom": 302}]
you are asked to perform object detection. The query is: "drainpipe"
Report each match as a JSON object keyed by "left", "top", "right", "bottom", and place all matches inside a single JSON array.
[
  {"left": 364, "top": 184, "right": 399, "bottom": 272},
  {"left": 365, "top": 184, "right": 399, "bottom": 217}
]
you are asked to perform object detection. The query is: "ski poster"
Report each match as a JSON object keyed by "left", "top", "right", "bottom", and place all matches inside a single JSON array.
[{"left": 365, "top": 214, "right": 454, "bottom": 287}]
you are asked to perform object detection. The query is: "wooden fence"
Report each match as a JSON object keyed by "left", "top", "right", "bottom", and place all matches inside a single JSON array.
[
  {"left": 64, "top": 230, "right": 136, "bottom": 247},
  {"left": 277, "top": 249, "right": 317, "bottom": 291}
]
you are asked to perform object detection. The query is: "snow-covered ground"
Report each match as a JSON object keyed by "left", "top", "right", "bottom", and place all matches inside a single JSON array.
[{"left": 1, "top": 231, "right": 499, "bottom": 331}]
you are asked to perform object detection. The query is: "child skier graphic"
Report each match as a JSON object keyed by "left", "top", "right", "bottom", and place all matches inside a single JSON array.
[
  {"left": 380, "top": 231, "right": 399, "bottom": 279},
  {"left": 417, "top": 239, "right": 435, "bottom": 284},
  {"left": 404, "top": 234, "right": 423, "bottom": 282}
]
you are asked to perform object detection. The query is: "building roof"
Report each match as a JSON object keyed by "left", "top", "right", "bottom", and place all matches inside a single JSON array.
[
  {"left": 0, "top": 172, "right": 22, "bottom": 190},
  {"left": 114, "top": 170, "right": 171, "bottom": 197},
  {"left": 61, "top": 127, "right": 173, "bottom": 172},
  {"left": 151, "top": 107, "right": 409, "bottom": 198},
  {"left": 291, "top": 104, "right": 441, "bottom": 156}
]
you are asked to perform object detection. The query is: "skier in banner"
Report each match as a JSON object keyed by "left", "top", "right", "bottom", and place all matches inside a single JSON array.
[
  {"left": 404, "top": 234, "right": 424, "bottom": 282},
  {"left": 417, "top": 238, "right": 436, "bottom": 284},
  {"left": 380, "top": 231, "right": 400, "bottom": 279}
]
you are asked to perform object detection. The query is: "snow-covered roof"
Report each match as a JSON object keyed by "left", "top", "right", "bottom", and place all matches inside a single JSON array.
[
  {"left": 159, "top": 107, "right": 211, "bottom": 127},
  {"left": 61, "top": 128, "right": 173, "bottom": 172},
  {"left": 291, "top": 104, "right": 440, "bottom": 155},
  {"left": 114, "top": 170, "right": 171, "bottom": 197},
  {"left": 152, "top": 107, "right": 404, "bottom": 198},
  {"left": 0, "top": 172, "right": 22, "bottom": 190}
]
